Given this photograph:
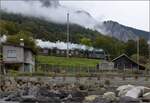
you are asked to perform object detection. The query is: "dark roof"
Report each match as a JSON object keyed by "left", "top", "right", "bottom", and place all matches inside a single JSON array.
[
  {"left": 2, "top": 43, "right": 36, "bottom": 54},
  {"left": 112, "top": 53, "right": 145, "bottom": 68}
]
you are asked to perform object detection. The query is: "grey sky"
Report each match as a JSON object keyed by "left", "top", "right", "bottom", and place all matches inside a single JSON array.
[{"left": 60, "top": 1, "right": 149, "bottom": 31}]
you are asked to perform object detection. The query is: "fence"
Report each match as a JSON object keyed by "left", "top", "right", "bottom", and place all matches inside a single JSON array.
[
  {"left": 36, "top": 63, "right": 150, "bottom": 77},
  {"left": 37, "top": 63, "right": 96, "bottom": 74}
]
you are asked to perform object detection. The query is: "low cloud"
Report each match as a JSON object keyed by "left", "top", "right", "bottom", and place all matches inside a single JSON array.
[{"left": 1, "top": 0, "right": 102, "bottom": 31}]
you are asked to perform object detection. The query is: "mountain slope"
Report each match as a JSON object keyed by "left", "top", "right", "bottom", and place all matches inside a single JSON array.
[{"left": 100, "top": 21, "right": 150, "bottom": 42}]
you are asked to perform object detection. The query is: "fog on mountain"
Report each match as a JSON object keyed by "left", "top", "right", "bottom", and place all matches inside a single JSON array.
[{"left": 1, "top": 0, "right": 101, "bottom": 32}]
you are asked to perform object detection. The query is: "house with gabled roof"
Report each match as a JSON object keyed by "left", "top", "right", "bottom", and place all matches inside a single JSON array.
[{"left": 112, "top": 54, "right": 145, "bottom": 70}]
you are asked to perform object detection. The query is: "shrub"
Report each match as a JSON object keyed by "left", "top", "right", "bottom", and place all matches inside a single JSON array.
[
  {"left": 122, "top": 76, "right": 126, "bottom": 80},
  {"left": 134, "top": 75, "right": 138, "bottom": 80},
  {"left": 104, "top": 79, "right": 110, "bottom": 86},
  {"left": 145, "top": 77, "right": 149, "bottom": 81}
]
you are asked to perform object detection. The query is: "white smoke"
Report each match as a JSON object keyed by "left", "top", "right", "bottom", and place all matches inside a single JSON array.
[
  {"left": 0, "top": 35, "right": 103, "bottom": 51},
  {"left": 0, "top": 35, "right": 7, "bottom": 43},
  {"left": 37, "top": 39, "right": 103, "bottom": 51},
  {"left": 148, "top": 40, "right": 150, "bottom": 45},
  {"left": 1, "top": 0, "right": 102, "bottom": 31}
]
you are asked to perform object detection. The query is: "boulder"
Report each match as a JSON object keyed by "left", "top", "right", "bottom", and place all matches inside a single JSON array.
[
  {"left": 58, "top": 90, "right": 69, "bottom": 99},
  {"left": 136, "top": 86, "right": 150, "bottom": 94},
  {"left": 125, "top": 87, "right": 142, "bottom": 98},
  {"left": 70, "top": 90, "right": 88, "bottom": 102},
  {"left": 37, "top": 96, "right": 61, "bottom": 103},
  {"left": 20, "top": 97, "right": 37, "bottom": 103},
  {"left": 118, "top": 89, "right": 129, "bottom": 97},
  {"left": 143, "top": 92, "right": 150, "bottom": 101},
  {"left": 84, "top": 95, "right": 99, "bottom": 101},
  {"left": 61, "top": 94, "right": 72, "bottom": 101},
  {"left": 117, "top": 85, "right": 134, "bottom": 97},
  {"left": 117, "top": 85, "right": 134, "bottom": 91},
  {"left": 88, "top": 97, "right": 112, "bottom": 103},
  {"left": 20, "top": 96, "right": 61, "bottom": 103},
  {"left": 103, "top": 92, "right": 116, "bottom": 101},
  {"left": 4, "top": 91, "right": 21, "bottom": 101},
  {"left": 28, "top": 86, "right": 39, "bottom": 96}
]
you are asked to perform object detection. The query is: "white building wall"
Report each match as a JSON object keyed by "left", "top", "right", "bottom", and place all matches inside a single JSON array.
[{"left": 3, "top": 45, "right": 24, "bottom": 63}]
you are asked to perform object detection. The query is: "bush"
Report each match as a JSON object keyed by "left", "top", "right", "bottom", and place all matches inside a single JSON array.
[
  {"left": 104, "top": 79, "right": 110, "bottom": 86},
  {"left": 131, "top": 54, "right": 148, "bottom": 65},
  {"left": 145, "top": 77, "right": 149, "bottom": 81},
  {"left": 134, "top": 75, "right": 138, "bottom": 80},
  {"left": 122, "top": 76, "right": 126, "bottom": 80}
]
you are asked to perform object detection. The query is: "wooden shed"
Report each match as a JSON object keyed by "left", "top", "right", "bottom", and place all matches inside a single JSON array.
[{"left": 112, "top": 54, "right": 145, "bottom": 70}]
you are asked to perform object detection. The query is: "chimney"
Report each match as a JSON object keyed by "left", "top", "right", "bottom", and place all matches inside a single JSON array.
[{"left": 20, "top": 38, "right": 24, "bottom": 46}]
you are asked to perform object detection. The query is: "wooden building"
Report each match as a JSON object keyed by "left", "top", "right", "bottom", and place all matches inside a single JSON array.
[{"left": 112, "top": 54, "right": 145, "bottom": 70}]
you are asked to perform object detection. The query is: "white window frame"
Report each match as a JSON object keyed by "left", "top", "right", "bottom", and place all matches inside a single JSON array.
[{"left": 7, "top": 50, "right": 17, "bottom": 58}]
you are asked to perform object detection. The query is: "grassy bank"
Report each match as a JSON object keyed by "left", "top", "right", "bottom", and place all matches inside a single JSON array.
[{"left": 37, "top": 55, "right": 100, "bottom": 67}]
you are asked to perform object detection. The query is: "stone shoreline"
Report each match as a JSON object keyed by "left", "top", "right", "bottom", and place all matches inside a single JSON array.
[{"left": 0, "top": 77, "right": 150, "bottom": 103}]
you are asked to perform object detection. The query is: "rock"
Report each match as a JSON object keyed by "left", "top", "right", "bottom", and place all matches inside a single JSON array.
[
  {"left": 70, "top": 90, "right": 87, "bottom": 102},
  {"left": 71, "top": 90, "right": 87, "bottom": 98},
  {"left": 89, "top": 97, "right": 112, "bottom": 103},
  {"left": 28, "top": 86, "right": 39, "bottom": 96},
  {"left": 61, "top": 90, "right": 88, "bottom": 102},
  {"left": 37, "top": 97, "right": 61, "bottom": 103},
  {"left": 84, "top": 95, "right": 99, "bottom": 101},
  {"left": 143, "top": 92, "right": 150, "bottom": 101},
  {"left": 4, "top": 91, "right": 21, "bottom": 101},
  {"left": 79, "top": 85, "right": 87, "bottom": 90},
  {"left": 119, "top": 96, "right": 140, "bottom": 103},
  {"left": 125, "top": 87, "right": 142, "bottom": 98},
  {"left": 20, "top": 95, "right": 36, "bottom": 103},
  {"left": 58, "top": 90, "right": 68, "bottom": 99},
  {"left": 61, "top": 94, "right": 72, "bottom": 101},
  {"left": 117, "top": 85, "right": 134, "bottom": 97},
  {"left": 103, "top": 92, "right": 116, "bottom": 101},
  {"left": 118, "top": 89, "right": 129, "bottom": 97},
  {"left": 0, "top": 92, "right": 12, "bottom": 99},
  {"left": 97, "top": 88, "right": 106, "bottom": 95},
  {"left": 37, "top": 87, "right": 61, "bottom": 98},
  {"left": 136, "top": 86, "right": 150, "bottom": 94},
  {"left": 117, "top": 85, "right": 134, "bottom": 91},
  {"left": 20, "top": 96, "right": 61, "bottom": 103},
  {"left": 5, "top": 80, "right": 12, "bottom": 86},
  {"left": 22, "top": 86, "right": 29, "bottom": 95}
]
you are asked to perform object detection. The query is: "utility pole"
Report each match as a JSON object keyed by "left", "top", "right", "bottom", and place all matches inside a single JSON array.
[
  {"left": 66, "top": 13, "right": 69, "bottom": 58},
  {"left": 148, "top": 33, "right": 150, "bottom": 70},
  {"left": 0, "top": 37, "right": 1, "bottom": 74},
  {"left": 137, "top": 37, "right": 140, "bottom": 70},
  {"left": 0, "top": 34, "right": 4, "bottom": 87},
  {"left": 0, "top": 34, "right": 3, "bottom": 74}
]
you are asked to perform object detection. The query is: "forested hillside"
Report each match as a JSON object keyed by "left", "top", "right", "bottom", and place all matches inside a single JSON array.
[
  {"left": 0, "top": 11, "right": 149, "bottom": 62},
  {"left": 0, "top": 11, "right": 101, "bottom": 43}
]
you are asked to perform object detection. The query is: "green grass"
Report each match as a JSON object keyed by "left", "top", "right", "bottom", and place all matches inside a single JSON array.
[{"left": 37, "top": 55, "right": 100, "bottom": 67}]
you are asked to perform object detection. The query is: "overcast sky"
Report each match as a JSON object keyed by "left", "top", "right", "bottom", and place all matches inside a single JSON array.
[{"left": 60, "top": 1, "right": 149, "bottom": 31}]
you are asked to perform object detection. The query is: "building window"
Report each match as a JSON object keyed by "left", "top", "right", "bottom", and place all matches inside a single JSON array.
[{"left": 7, "top": 50, "right": 16, "bottom": 58}]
